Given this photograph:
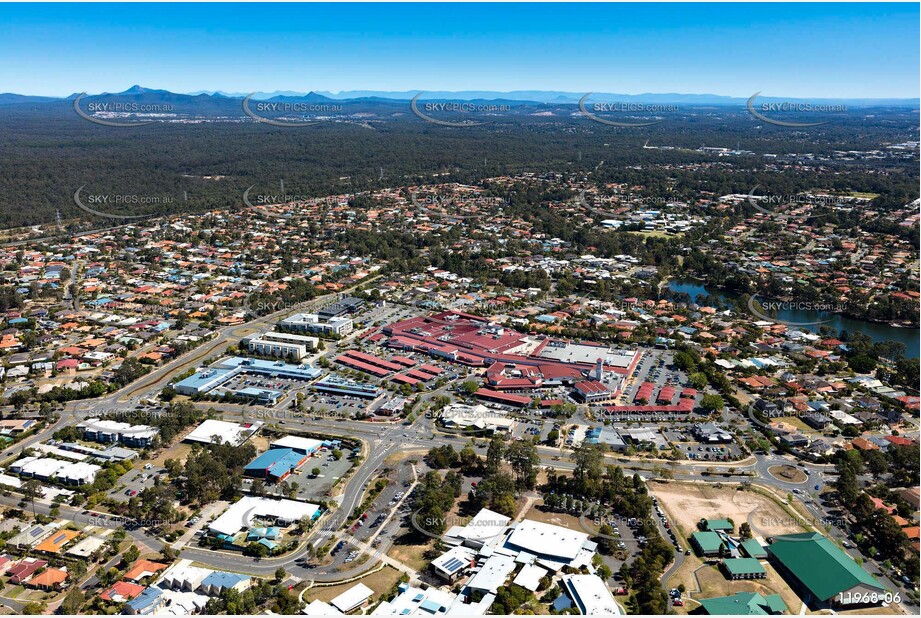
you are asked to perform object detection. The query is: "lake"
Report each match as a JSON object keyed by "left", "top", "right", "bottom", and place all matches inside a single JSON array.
[{"left": 667, "top": 279, "right": 919, "bottom": 358}]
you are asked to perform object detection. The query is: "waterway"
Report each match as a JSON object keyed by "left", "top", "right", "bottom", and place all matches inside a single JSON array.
[{"left": 666, "top": 279, "right": 919, "bottom": 358}]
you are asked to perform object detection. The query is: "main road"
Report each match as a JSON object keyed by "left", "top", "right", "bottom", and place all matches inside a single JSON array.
[{"left": 0, "top": 274, "right": 859, "bottom": 593}]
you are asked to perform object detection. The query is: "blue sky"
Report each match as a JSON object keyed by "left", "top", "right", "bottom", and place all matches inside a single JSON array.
[{"left": 1, "top": 2, "right": 917, "bottom": 98}]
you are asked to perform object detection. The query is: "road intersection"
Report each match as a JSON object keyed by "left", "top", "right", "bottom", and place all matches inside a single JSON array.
[{"left": 4, "top": 283, "right": 911, "bottom": 614}]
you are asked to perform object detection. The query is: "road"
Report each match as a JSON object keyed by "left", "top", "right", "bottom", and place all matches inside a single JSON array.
[{"left": 2, "top": 278, "right": 911, "bottom": 612}]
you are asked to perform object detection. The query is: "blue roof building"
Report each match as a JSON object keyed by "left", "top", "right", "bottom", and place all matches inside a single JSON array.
[
  {"left": 200, "top": 571, "right": 251, "bottom": 595},
  {"left": 244, "top": 448, "right": 307, "bottom": 481},
  {"left": 126, "top": 587, "right": 164, "bottom": 615}
]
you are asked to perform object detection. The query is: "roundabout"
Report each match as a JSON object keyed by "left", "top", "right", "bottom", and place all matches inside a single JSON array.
[{"left": 767, "top": 464, "right": 808, "bottom": 484}]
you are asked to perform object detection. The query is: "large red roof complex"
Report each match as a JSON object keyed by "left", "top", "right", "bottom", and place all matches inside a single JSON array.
[{"left": 383, "top": 311, "right": 640, "bottom": 397}]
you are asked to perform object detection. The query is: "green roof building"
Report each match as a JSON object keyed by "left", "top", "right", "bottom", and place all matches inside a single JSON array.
[
  {"left": 699, "top": 592, "right": 787, "bottom": 615},
  {"left": 767, "top": 532, "right": 886, "bottom": 607},
  {"left": 691, "top": 531, "right": 724, "bottom": 556},
  {"left": 741, "top": 538, "right": 768, "bottom": 559},
  {"left": 704, "top": 518, "right": 734, "bottom": 532},
  {"left": 721, "top": 557, "right": 767, "bottom": 580}
]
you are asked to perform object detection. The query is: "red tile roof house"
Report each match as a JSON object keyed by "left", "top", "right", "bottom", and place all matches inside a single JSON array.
[
  {"left": 850, "top": 437, "right": 879, "bottom": 451},
  {"left": 100, "top": 581, "right": 146, "bottom": 603},
  {"left": 885, "top": 435, "right": 916, "bottom": 448},
  {"left": 8, "top": 558, "right": 48, "bottom": 584},
  {"left": 123, "top": 559, "right": 168, "bottom": 582},
  {"left": 56, "top": 358, "right": 80, "bottom": 373},
  {"left": 25, "top": 567, "right": 68, "bottom": 590},
  {"left": 869, "top": 496, "right": 897, "bottom": 515}
]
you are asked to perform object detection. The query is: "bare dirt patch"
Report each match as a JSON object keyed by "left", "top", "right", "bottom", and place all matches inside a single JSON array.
[
  {"left": 768, "top": 465, "right": 807, "bottom": 484},
  {"left": 649, "top": 481, "right": 808, "bottom": 540},
  {"left": 147, "top": 441, "right": 193, "bottom": 467}
]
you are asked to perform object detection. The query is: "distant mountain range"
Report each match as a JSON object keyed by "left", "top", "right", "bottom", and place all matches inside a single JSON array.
[{"left": 1, "top": 85, "right": 917, "bottom": 107}]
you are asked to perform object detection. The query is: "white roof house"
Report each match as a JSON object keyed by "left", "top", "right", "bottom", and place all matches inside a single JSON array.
[
  {"left": 151, "top": 588, "right": 210, "bottom": 615},
  {"left": 330, "top": 583, "right": 374, "bottom": 613},
  {"left": 66, "top": 535, "right": 109, "bottom": 558},
  {"left": 208, "top": 496, "right": 320, "bottom": 537},
  {"left": 157, "top": 561, "right": 211, "bottom": 591}
]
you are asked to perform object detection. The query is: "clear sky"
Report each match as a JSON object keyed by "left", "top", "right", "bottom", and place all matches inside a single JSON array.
[{"left": 1, "top": 2, "right": 918, "bottom": 98}]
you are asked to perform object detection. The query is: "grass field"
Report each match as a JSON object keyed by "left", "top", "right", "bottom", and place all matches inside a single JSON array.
[
  {"left": 304, "top": 565, "right": 403, "bottom": 605},
  {"left": 523, "top": 501, "right": 587, "bottom": 532},
  {"left": 386, "top": 537, "right": 431, "bottom": 573},
  {"left": 774, "top": 416, "right": 814, "bottom": 433},
  {"left": 668, "top": 560, "right": 806, "bottom": 616},
  {"left": 628, "top": 230, "right": 680, "bottom": 239}
]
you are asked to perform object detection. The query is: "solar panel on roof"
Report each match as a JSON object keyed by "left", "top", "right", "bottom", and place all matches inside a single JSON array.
[{"left": 442, "top": 558, "right": 464, "bottom": 572}]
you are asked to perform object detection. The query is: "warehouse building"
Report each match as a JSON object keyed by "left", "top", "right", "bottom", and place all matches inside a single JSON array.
[
  {"left": 767, "top": 532, "right": 886, "bottom": 608},
  {"left": 184, "top": 419, "right": 263, "bottom": 446},
  {"left": 271, "top": 436, "right": 324, "bottom": 454},
  {"left": 244, "top": 448, "right": 309, "bottom": 481}
]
